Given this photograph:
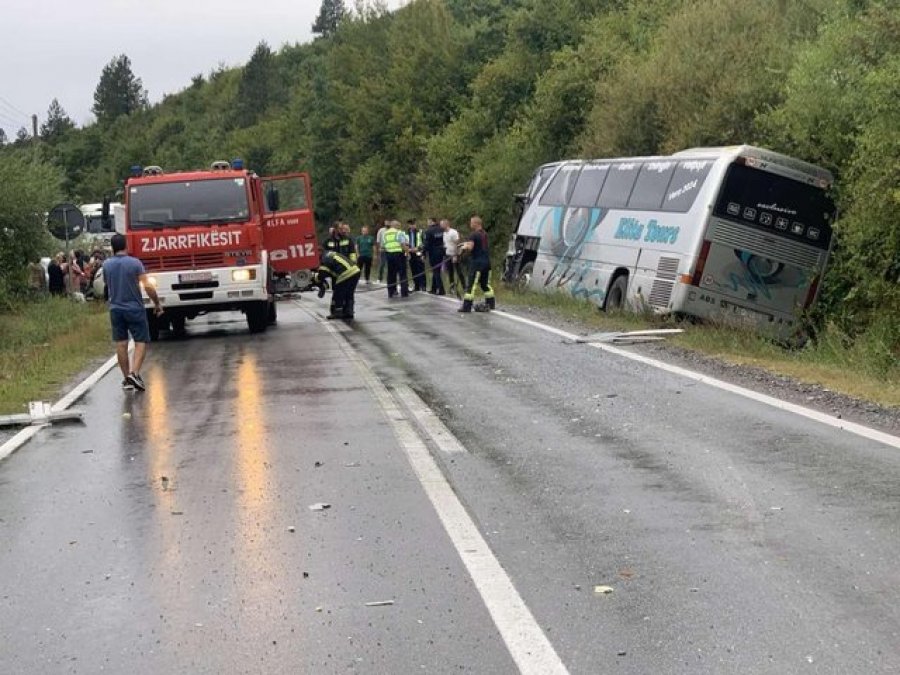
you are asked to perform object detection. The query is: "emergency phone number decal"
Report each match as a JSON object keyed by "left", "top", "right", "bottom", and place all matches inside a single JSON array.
[{"left": 270, "top": 243, "right": 316, "bottom": 261}]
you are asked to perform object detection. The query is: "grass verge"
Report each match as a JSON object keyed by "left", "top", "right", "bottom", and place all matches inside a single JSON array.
[
  {"left": 0, "top": 297, "right": 111, "bottom": 415},
  {"left": 496, "top": 287, "right": 900, "bottom": 409}
]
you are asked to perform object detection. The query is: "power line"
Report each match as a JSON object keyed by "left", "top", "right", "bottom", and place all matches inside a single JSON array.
[
  {"left": 0, "top": 94, "right": 30, "bottom": 118},
  {"left": 0, "top": 110, "right": 27, "bottom": 130}
]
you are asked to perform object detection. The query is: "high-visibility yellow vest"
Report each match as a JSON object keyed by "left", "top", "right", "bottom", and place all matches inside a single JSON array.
[{"left": 383, "top": 228, "right": 403, "bottom": 253}]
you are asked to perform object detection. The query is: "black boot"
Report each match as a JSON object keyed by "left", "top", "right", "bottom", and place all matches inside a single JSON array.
[
  {"left": 486, "top": 297, "right": 495, "bottom": 310},
  {"left": 458, "top": 299, "right": 473, "bottom": 313}
]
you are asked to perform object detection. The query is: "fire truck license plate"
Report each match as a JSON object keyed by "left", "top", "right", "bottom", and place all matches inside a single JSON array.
[{"left": 179, "top": 272, "right": 213, "bottom": 283}]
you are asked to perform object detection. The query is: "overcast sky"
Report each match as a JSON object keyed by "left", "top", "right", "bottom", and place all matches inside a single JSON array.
[{"left": 0, "top": 0, "right": 406, "bottom": 135}]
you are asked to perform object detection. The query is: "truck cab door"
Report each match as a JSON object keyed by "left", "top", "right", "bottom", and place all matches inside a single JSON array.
[{"left": 260, "top": 173, "right": 318, "bottom": 281}]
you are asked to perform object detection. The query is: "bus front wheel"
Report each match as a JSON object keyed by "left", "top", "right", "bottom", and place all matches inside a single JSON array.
[{"left": 605, "top": 274, "right": 628, "bottom": 312}]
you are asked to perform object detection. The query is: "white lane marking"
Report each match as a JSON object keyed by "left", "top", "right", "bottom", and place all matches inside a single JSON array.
[
  {"left": 487, "top": 307, "right": 900, "bottom": 451},
  {"left": 311, "top": 313, "right": 569, "bottom": 675},
  {"left": 394, "top": 385, "right": 468, "bottom": 455},
  {"left": 0, "top": 354, "right": 120, "bottom": 462}
]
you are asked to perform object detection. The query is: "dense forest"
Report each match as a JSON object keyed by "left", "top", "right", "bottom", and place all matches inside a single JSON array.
[{"left": 1, "top": 0, "right": 898, "bottom": 347}]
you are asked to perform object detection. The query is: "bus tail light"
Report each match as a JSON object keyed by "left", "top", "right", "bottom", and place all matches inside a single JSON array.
[
  {"left": 691, "top": 240, "right": 712, "bottom": 286},
  {"left": 804, "top": 275, "right": 820, "bottom": 309}
]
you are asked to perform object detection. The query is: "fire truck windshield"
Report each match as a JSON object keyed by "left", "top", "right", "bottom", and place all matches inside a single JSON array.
[{"left": 129, "top": 178, "right": 250, "bottom": 229}]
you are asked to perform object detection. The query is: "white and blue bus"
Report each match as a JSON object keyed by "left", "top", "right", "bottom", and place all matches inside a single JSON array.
[{"left": 503, "top": 145, "right": 836, "bottom": 339}]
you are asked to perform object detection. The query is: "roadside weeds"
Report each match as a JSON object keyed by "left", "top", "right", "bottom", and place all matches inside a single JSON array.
[{"left": 0, "top": 297, "right": 110, "bottom": 414}]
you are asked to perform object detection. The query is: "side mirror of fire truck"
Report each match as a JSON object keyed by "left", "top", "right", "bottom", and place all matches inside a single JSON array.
[{"left": 266, "top": 187, "right": 280, "bottom": 212}]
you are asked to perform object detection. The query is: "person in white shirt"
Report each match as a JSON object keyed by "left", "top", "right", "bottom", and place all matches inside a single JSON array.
[
  {"left": 375, "top": 220, "right": 388, "bottom": 282},
  {"left": 441, "top": 219, "right": 460, "bottom": 291}
]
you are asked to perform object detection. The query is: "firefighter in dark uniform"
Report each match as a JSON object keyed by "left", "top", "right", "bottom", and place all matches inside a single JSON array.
[
  {"left": 325, "top": 221, "right": 358, "bottom": 262},
  {"left": 316, "top": 250, "right": 361, "bottom": 320},
  {"left": 458, "top": 215, "right": 495, "bottom": 313},
  {"left": 383, "top": 220, "right": 409, "bottom": 298}
]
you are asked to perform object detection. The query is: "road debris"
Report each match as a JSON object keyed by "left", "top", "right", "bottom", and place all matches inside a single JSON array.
[
  {"left": 122, "top": 412, "right": 132, "bottom": 419},
  {"left": 566, "top": 329, "right": 684, "bottom": 345},
  {"left": 0, "top": 401, "right": 84, "bottom": 429},
  {"left": 171, "top": 511, "right": 184, "bottom": 516},
  {"left": 344, "top": 462, "right": 360, "bottom": 468},
  {"left": 288, "top": 526, "right": 296, "bottom": 533},
  {"left": 594, "top": 585, "right": 614, "bottom": 595},
  {"left": 161, "top": 476, "right": 169, "bottom": 490},
  {"left": 314, "top": 461, "right": 323, "bottom": 468},
  {"left": 308, "top": 503, "right": 332, "bottom": 511},
  {"left": 365, "top": 600, "right": 395, "bottom": 607}
]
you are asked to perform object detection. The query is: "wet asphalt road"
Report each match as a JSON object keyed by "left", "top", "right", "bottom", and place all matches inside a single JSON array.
[{"left": 2, "top": 288, "right": 900, "bottom": 674}]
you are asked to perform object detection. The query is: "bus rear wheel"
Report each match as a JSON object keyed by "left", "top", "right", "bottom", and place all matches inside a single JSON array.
[{"left": 604, "top": 274, "right": 628, "bottom": 312}]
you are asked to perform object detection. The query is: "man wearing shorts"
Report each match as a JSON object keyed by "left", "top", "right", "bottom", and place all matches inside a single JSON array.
[{"left": 102, "top": 233, "right": 162, "bottom": 391}]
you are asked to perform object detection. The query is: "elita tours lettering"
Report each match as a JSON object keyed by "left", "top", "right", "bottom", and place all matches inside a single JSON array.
[
  {"left": 140, "top": 230, "right": 242, "bottom": 253},
  {"left": 614, "top": 217, "right": 680, "bottom": 245}
]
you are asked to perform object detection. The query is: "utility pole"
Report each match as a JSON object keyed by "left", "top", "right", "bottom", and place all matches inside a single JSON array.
[{"left": 31, "top": 113, "right": 39, "bottom": 162}]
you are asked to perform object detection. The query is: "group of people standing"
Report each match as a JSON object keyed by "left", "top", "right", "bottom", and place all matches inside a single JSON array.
[
  {"left": 317, "top": 215, "right": 494, "bottom": 318},
  {"left": 31, "top": 249, "right": 107, "bottom": 297}
]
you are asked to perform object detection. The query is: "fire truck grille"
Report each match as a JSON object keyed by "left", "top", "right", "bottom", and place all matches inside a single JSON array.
[{"left": 142, "top": 252, "right": 227, "bottom": 272}]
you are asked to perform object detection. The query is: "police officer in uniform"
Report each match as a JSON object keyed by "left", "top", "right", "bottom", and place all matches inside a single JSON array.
[
  {"left": 423, "top": 217, "right": 446, "bottom": 295},
  {"left": 382, "top": 220, "right": 409, "bottom": 298},
  {"left": 406, "top": 219, "right": 425, "bottom": 292},
  {"left": 316, "top": 250, "right": 361, "bottom": 320},
  {"left": 458, "top": 215, "right": 495, "bottom": 313}
]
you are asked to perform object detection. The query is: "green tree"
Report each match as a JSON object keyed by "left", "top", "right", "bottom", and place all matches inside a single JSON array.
[
  {"left": 92, "top": 54, "right": 148, "bottom": 125},
  {"left": 14, "top": 127, "right": 29, "bottom": 146},
  {"left": 232, "top": 42, "right": 282, "bottom": 128},
  {"left": 40, "top": 99, "right": 76, "bottom": 143},
  {"left": 0, "top": 151, "right": 64, "bottom": 299},
  {"left": 312, "top": 0, "right": 346, "bottom": 37}
]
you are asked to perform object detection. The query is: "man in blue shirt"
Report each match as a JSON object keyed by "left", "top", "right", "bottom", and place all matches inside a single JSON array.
[{"left": 102, "top": 233, "right": 162, "bottom": 391}]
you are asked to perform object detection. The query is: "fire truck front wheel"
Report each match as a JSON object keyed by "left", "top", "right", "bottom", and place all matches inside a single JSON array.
[
  {"left": 146, "top": 310, "right": 161, "bottom": 342},
  {"left": 246, "top": 301, "right": 269, "bottom": 334}
]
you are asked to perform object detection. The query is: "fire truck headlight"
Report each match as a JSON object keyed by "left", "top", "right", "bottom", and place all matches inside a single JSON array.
[{"left": 232, "top": 269, "right": 255, "bottom": 282}]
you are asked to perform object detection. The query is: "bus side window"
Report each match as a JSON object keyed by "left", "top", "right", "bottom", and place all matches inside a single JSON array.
[
  {"left": 597, "top": 163, "right": 640, "bottom": 209},
  {"left": 662, "top": 161, "right": 714, "bottom": 212},
  {"left": 569, "top": 164, "right": 609, "bottom": 208},
  {"left": 539, "top": 166, "right": 581, "bottom": 206},
  {"left": 628, "top": 161, "right": 676, "bottom": 210}
]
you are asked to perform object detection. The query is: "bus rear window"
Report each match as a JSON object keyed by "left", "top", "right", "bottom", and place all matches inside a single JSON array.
[
  {"left": 597, "top": 163, "right": 640, "bottom": 209},
  {"left": 713, "top": 163, "right": 835, "bottom": 249}
]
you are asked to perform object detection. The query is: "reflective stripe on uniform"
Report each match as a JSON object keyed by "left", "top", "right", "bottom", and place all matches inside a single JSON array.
[{"left": 383, "top": 229, "right": 403, "bottom": 253}]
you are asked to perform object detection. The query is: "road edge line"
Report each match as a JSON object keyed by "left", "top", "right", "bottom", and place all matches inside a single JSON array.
[
  {"left": 493, "top": 308, "right": 900, "bottom": 450},
  {"left": 0, "top": 353, "right": 119, "bottom": 462},
  {"left": 309, "top": 310, "right": 569, "bottom": 675},
  {"left": 428, "top": 293, "right": 900, "bottom": 450}
]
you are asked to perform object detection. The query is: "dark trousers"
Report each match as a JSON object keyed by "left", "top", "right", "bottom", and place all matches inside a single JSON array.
[
  {"left": 386, "top": 253, "right": 408, "bottom": 298},
  {"left": 428, "top": 253, "right": 445, "bottom": 294},
  {"left": 444, "top": 256, "right": 458, "bottom": 288},
  {"left": 464, "top": 265, "right": 494, "bottom": 301},
  {"left": 409, "top": 253, "right": 426, "bottom": 290},
  {"left": 358, "top": 256, "right": 373, "bottom": 282},
  {"left": 331, "top": 273, "right": 360, "bottom": 318}
]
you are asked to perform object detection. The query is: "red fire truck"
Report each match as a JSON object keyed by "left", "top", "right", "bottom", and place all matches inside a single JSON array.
[{"left": 123, "top": 160, "right": 318, "bottom": 339}]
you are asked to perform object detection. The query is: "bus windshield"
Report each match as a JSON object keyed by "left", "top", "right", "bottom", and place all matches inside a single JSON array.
[
  {"left": 713, "top": 163, "right": 835, "bottom": 249},
  {"left": 129, "top": 178, "right": 250, "bottom": 229}
]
